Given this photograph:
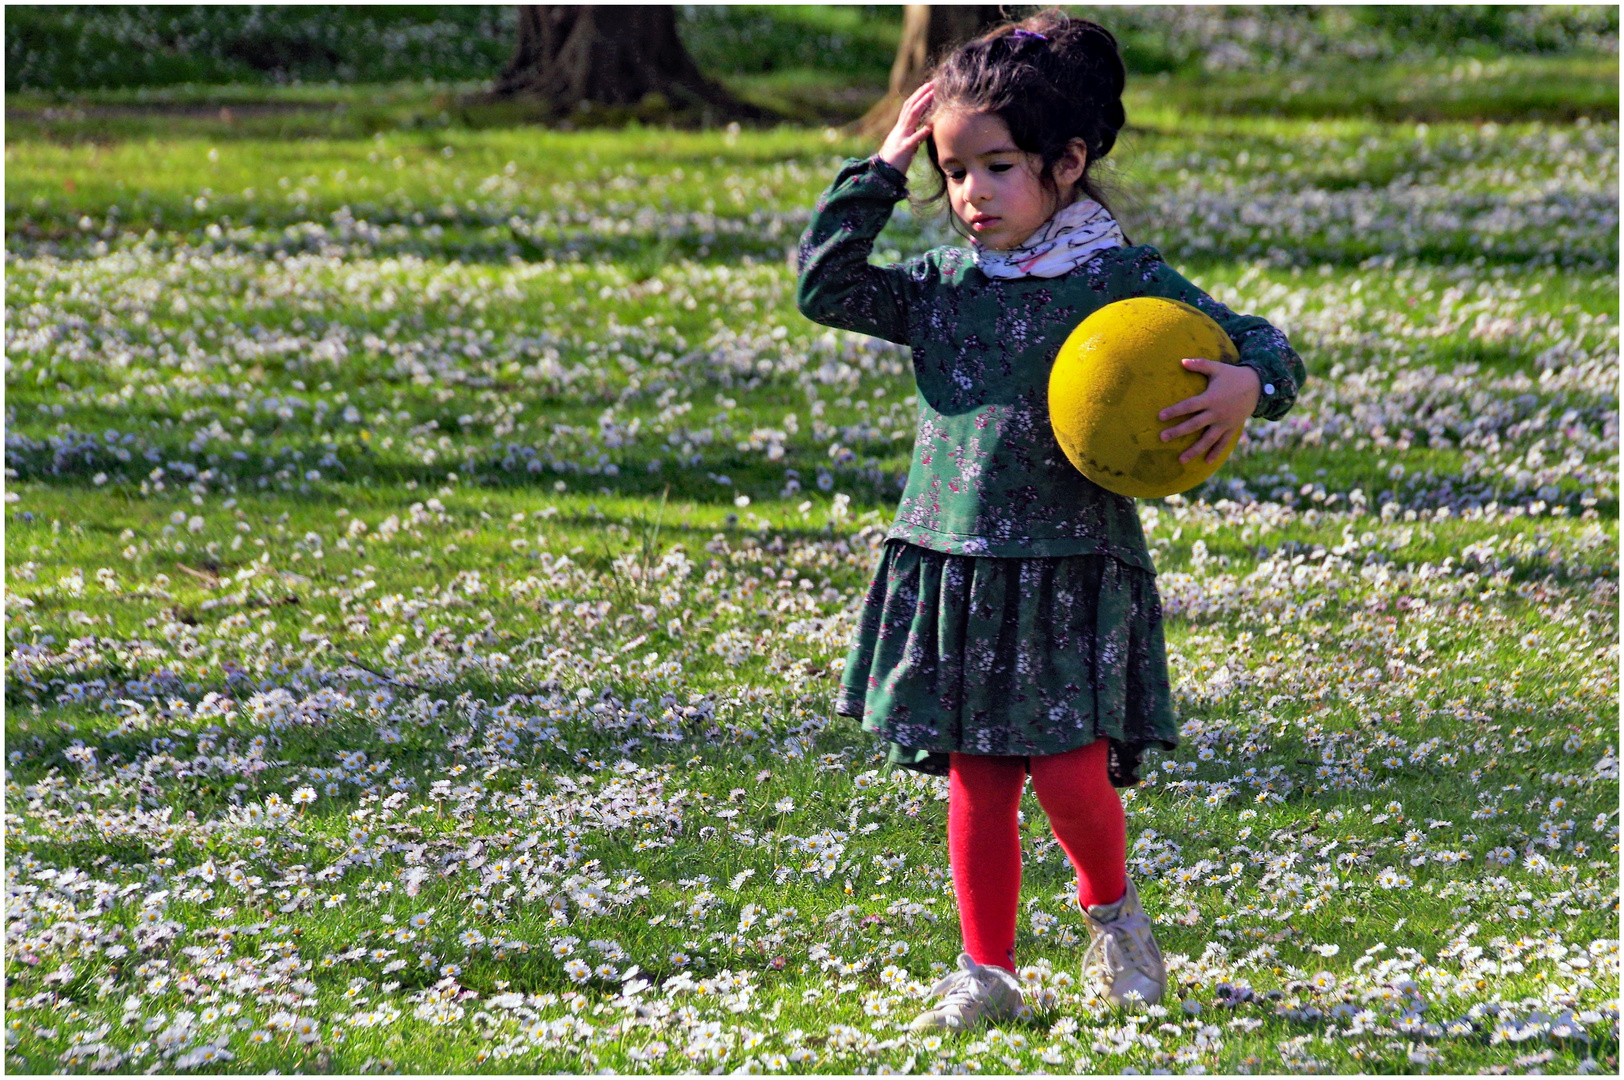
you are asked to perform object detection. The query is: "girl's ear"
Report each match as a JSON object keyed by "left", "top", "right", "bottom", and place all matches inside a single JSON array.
[{"left": 1052, "top": 138, "right": 1088, "bottom": 192}]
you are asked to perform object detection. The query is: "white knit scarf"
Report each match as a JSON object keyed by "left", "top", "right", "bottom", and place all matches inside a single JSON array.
[{"left": 971, "top": 197, "right": 1126, "bottom": 280}]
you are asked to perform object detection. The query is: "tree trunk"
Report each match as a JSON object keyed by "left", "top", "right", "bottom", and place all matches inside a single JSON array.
[
  {"left": 490, "top": 5, "right": 761, "bottom": 123},
  {"left": 851, "top": 5, "right": 1004, "bottom": 139}
]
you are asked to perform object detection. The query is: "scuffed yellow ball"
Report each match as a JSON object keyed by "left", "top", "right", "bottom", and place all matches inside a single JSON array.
[{"left": 1048, "top": 296, "right": 1242, "bottom": 499}]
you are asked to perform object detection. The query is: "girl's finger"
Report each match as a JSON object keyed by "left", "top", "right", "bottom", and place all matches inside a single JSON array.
[
  {"left": 1180, "top": 425, "right": 1223, "bottom": 465},
  {"left": 1160, "top": 410, "right": 1214, "bottom": 442},
  {"left": 1181, "top": 357, "right": 1216, "bottom": 372},
  {"left": 1157, "top": 395, "right": 1207, "bottom": 423},
  {"left": 1204, "top": 426, "right": 1237, "bottom": 464},
  {"left": 906, "top": 88, "right": 935, "bottom": 124}
]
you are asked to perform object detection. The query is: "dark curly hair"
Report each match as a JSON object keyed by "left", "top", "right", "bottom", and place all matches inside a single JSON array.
[{"left": 921, "top": 9, "right": 1129, "bottom": 240}]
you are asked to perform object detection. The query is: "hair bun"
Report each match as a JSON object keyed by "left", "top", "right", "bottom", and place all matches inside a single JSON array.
[{"left": 1045, "top": 15, "right": 1127, "bottom": 159}]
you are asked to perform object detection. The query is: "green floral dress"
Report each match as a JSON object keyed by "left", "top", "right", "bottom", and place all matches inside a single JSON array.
[{"left": 796, "top": 156, "right": 1306, "bottom": 785}]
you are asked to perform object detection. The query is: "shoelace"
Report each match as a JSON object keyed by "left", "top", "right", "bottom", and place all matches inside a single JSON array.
[
  {"left": 1122, "top": 910, "right": 1163, "bottom": 967},
  {"left": 1084, "top": 911, "right": 1152, "bottom": 979},
  {"left": 1082, "top": 925, "right": 1123, "bottom": 979},
  {"left": 934, "top": 972, "right": 985, "bottom": 1013},
  {"left": 926, "top": 960, "right": 1020, "bottom": 1013}
]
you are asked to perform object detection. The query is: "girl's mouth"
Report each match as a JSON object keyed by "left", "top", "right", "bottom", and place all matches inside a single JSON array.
[{"left": 969, "top": 216, "right": 1000, "bottom": 231}]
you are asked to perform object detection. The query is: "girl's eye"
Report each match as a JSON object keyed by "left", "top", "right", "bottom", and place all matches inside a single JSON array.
[
  {"left": 988, "top": 163, "right": 1014, "bottom": 173},
  {"left": 946, "top": 171, "right": 967, "bottom": 183}
]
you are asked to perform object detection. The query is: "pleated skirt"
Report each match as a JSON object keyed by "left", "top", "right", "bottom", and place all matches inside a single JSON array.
[{"left": 835, "top": 540, "right": 1178, "bottom": 787}]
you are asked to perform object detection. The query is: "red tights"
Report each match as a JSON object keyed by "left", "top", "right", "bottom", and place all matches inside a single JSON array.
[{"left": 948, "top": 740, "right": 1127, "bottom": 972}]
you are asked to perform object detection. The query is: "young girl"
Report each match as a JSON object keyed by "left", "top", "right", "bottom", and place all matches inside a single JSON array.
[{"left": 796, "top": 12, "right": 1306, "bottom": 1030}]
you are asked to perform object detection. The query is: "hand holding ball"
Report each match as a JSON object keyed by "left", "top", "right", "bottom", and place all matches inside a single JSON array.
[{"left": 1048, "top": 297, "right": 1244, "bottom": 499}]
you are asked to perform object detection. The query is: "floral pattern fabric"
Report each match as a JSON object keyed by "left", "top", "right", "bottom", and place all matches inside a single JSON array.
[
  {"left": 797, "top": 156, "right": 1305, "bottom": 779},
  {"left": 795, "top": 155, "right": 1307, "bottom": 564},
  {"left": 835, "top": 542, "right": 1177, "bottom": 786}
]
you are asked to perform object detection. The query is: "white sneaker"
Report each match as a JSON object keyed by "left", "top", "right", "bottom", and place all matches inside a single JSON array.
[
  {"left": 908, "top": 953, "right": 1024, "bottom": 1032},
  {"left": 1081, "top": 879, "right": 1166, "bottom": 1008}
]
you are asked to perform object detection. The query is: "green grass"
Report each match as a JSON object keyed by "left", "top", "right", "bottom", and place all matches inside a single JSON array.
[
  {"left": 5, "top": 50, "right": 1616, "bottom": 141},
  {"left": 4, "top": 26, "right": 1619, "bottom": 1077},
  {"left": 1132, "top": 53, "right": 1618, "bottom": 124}
]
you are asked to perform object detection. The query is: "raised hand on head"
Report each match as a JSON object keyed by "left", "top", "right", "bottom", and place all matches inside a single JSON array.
[{"left": 878, "top": 81, "right": 937, "bottom": 175}]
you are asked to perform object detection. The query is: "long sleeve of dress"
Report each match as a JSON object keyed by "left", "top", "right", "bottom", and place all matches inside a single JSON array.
[
  {"left": 1118, "top": 248, "right": 1307, "bottom": 422},
  {"left": 795, "top": 156, "right": 916, "bottom": 346}
]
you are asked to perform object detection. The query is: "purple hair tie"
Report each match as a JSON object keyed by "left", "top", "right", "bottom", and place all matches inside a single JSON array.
[{"left": 1010, "top": 28, "right": 1048, "bottom": 41}]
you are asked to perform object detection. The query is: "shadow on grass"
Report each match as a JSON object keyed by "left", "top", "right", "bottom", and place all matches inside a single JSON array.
[
  {"left": 9, "top": 411, "right": 1615, "bottom": 529},
  {"left": 9, "top": 212, "right": 1612, "bottom": 275},
  {"left": 4, "top": 414, "right": 916, "bottom": 510}
]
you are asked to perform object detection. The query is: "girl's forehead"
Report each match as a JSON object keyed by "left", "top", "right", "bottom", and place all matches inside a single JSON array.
[{"left": 932, "top": 109, "right": 1019, "bottom": 157}]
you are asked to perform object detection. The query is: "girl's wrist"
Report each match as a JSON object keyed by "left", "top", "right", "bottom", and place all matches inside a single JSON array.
[
  {"left": 1233, "top": 362, "right": 1264, "bottom": 415},
  {"left": 871, "top": 155, "right": 910, "bottom": 189}
]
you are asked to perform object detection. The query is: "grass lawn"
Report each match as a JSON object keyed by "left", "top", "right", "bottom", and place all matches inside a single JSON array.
[{"left": 4, "top": 17, "right": 1619, "bottom": 1076}]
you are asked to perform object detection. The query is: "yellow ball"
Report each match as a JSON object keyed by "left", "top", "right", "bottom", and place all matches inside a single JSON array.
[{"left": 1048, "top": 297, "right": 1242, "bottom": 499}]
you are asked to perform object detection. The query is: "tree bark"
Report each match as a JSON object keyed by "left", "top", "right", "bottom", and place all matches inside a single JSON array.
[
  {"left": 851, "top": 5, "right": 1004, "bottom": 139},
  {"left": 490, "top": 5, "right": 761, "bottom": 122}
]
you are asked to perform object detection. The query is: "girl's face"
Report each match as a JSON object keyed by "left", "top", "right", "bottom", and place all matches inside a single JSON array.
[{"left": 932, "top": 109, "right": 1087, "bottom": 250}]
